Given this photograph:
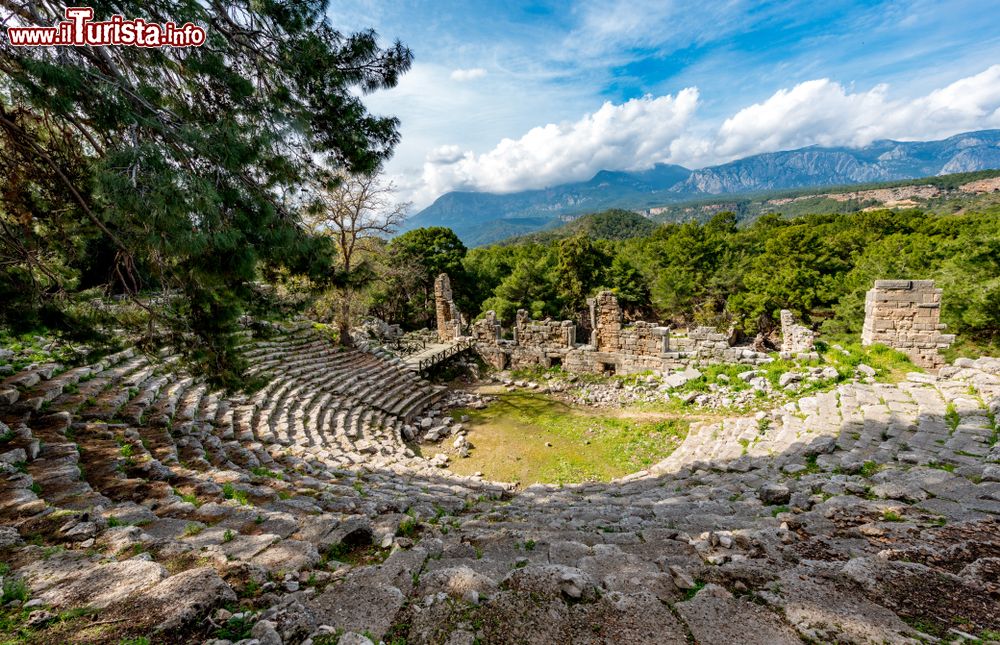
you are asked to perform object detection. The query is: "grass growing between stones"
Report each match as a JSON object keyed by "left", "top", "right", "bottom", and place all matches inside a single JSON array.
[
  {"left": 446, "top": 391, "right": 689, "bottom": 486},
  {"left": 817, "top": 339, "right": 919, "bottom": 383}
]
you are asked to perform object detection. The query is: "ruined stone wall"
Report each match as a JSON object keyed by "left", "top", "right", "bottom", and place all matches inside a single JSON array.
[
  {"left": 514, "top": 310, "right": 575, "bottom": 349},
  {"left": 470, "top": 311, "right": 507, "bottom": 369},
  {"left": 434, "top": 273, "right": 462, "bottom": 342},
  {"left": 589, "top": 293, "right": 670, "bottom": 356},
  {"left": 562, "top": 349, "right": 689, "bottom": 375},
  {"left": 780, "top": 310, "right": 816, "bottom": 358},
  {"left": 468, "top": 286, "right": 768, "bottom": 376},
  {"left": 619, "top": 322, "right": 671, "bottom": 356},
  {"left": 683, "top": 327, "right": 730, "bottom": 356},
  {"left": 451, "top": 273, "right": 962, "bottom": 377},
  {"left": 476, "top": 344, "right": 510, "bottom": 370},
  {"left": 507, "top": 310, "right": 577, "bottom": 369},
  {"left": 669, "top": 326, "right": 767, "bottom": 363},
  {"left": 591, "top": 292, "right": 623, "bottom": 353},
  {"left": 472, "top": 311, "right": 501, "bottom": 345},
  {"left": 861, "top": 279, "right": 955, "bottom": 368}
]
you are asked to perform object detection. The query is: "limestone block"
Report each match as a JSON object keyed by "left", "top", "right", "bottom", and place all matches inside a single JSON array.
[{"left": 861, "top": 279, "right": 953, "bottom": 367}]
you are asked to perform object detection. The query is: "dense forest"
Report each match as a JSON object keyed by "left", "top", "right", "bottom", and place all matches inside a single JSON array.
[{"left": 369, "top": 206, "right": 1000, "bottom": 354}]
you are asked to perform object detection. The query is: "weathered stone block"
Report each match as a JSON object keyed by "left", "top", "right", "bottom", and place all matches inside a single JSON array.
[
  {"left": 874, "top": 279, "right": 912, "bottom": 289},
  {"left": 861, "top": 279, "right": 952, "bottom": 368}
]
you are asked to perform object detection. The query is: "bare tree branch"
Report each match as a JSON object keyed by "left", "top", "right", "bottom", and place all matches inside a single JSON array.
[{"left": 302, "top": 168, "right": 410, "bottom": 344}]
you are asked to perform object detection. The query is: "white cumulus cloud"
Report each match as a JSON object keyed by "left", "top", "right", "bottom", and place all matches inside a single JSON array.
[
  {"left": 402, "top": 65, "right": 1000, "bottom": 208},
  {"left": 415, "top": 88, "right": 700, "bottom": 202},
  {"left": 426, "top": 144, "right": 465, "bottom": 164},
  {"left": 450, "top": 67, "right": 487, "bottom": 82},
  {"left": 715, "top": 65, "right": 1000, "bottom": 159}
]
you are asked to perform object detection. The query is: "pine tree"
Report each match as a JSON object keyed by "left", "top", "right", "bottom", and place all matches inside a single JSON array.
[{"left": 0, "top": 0, "right": 411, "bottom": 387}]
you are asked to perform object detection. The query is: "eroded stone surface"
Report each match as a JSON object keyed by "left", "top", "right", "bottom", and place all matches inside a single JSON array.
[
  {"left": 34, "top": 559, "right": 167, "bottom": 609},
  {"left": 308, "top": 583, "right": 406, "bottom": 639},
  {"left": 676, "top": 584, "right": 801, "bottom": 645},
  {"left": 1, "top": 324, "right": 998, "bottom": 643}
]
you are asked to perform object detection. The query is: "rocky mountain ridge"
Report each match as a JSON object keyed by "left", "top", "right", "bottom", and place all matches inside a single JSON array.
[{"left": 402, "top": 130, "right": 1000, "bottom": 245}]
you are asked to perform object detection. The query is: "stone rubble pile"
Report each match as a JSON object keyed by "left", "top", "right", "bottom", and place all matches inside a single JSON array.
[{"left": 482, "top": 363, "right": 856, "bottom": 412}]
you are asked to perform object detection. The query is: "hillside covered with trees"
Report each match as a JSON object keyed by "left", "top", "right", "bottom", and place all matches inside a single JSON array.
[{"left": 374, "top": 206, "right": 1000, "bottom": 356}]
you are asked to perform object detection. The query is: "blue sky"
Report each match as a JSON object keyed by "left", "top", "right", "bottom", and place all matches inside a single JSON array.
[{"left": 329, "top": 1, "right": 1000, "bottom": 207}]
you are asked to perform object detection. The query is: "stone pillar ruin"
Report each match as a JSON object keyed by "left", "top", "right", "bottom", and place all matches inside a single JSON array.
[
  {"left": 471, "top": 310, "right": 507, "bottom": 369},
  {"left": 513, "top": 309, "right": 529, "bottom": 346},
  {"left": 780, "top": 309, "right": 816, "bottom": 358},
  {"left": 591, "top": 291, "right": 623, "bottom": 353},
  {"left": 434, "top": 273, "right": 462, "bottom": 342},
  {"left": 861, "top": 280, "right": 955, "bottom": 368}
]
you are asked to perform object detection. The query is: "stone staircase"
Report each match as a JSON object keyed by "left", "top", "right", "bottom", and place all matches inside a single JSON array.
[
  {"left": 407, "top": 357, "right": 997, "bottom": 644},
  {"left": 0, "top": 324, "right": 505, "bottom": 642}
]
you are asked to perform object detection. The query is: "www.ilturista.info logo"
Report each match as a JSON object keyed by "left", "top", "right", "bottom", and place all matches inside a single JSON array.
[{"left": 7, "top": 7, "right": 205, "bottom": 47}]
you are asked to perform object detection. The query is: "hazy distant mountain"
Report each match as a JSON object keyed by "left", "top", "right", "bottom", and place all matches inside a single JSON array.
[
  {"left": 676, "top": 130, "right": 1000, "bottom": 194},
  {"left": 401, "top": 130, "right": 1000, "bottom": 246},
  {"left": 399, "top": 164, "right": 690, "bottom": 246}
]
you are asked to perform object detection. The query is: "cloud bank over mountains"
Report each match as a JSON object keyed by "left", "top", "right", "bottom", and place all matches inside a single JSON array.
[{"left": 407, "top": 65, "right": 1000, "bottom": 207}]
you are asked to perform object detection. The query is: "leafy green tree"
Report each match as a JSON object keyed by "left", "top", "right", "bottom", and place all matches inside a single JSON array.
[
  {"left": 728, "top": 223, "right": 842, "bottom": 334},
  {"left": 647, "top": 221, "right": 732, "bottom": 320},
  {"left": 825, "top": 212, "right": 1000, "bottom": 346},
  {"left": 483, "top": 252, "right": 558, "bottom": 325},
  {"left": 449, "top": 202, "right": 999, "bottom": 350},
  {"left": 939, "top": 225, "right": 1000, "bottom": 344},
  {"left": 391, "top": 227, "right": 468, "bottom": 283},
  {"left": 0, "top": 0, "right": 411, "bottom": 386},
  {"left": 824, "top": 231, "right": 937, "bottom": 335},
  {"left": 555, "top": 235, "right": 610, "bottom": 317},
  {"left": 464, "top": 243, "right": 526, "bottom": 313},
  {"left": 704, "top": 210, "right": 738, "bottom": 236},
  {"left": 0, "top": 114, "right": 97, "bottom": 331},
  {"left": 568, "top": 209, "right": 657, "bottom": 240},
  {"left": 604, "top": 255, "right": 651, "bottom": 317},
  {"left": 368, "top": 227, "right": 467, "bottom": 329}
]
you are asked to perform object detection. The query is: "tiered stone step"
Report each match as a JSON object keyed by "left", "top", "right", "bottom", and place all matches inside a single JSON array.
[
  {"left": 4, "top": 327, "right": 996, "bottom": 643},
  {"left": 236, "top": 328, "right": 450, "bottom": 475}
]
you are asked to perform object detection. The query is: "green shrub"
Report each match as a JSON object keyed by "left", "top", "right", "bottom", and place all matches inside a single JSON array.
[
  {"left": 396, "top": 517, "right": 419, "bottom": 538},
  {"left": 222, "top": 483, "right": 251, "bottom": 506},
  {"left": 2, "top": 577, "right": 29, "bottom": 604}
]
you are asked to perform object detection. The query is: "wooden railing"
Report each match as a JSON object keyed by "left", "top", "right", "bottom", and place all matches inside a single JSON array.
[{"left": 411, "top": 338, "right": 476, "bottom": 373}]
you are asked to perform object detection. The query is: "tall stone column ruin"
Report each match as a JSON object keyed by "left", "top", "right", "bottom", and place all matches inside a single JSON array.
[
  {"left": 861, "top": 280, "right": 955, "bottom": 368},
  {"left": 780, "top": 309, "right": 816, "bottom": 358},
  {"left": 591, "top": 291, "right": 623, "bottom": 353},
  {"left": 434, "top": 273, "right": 462, "bottom": 342}
]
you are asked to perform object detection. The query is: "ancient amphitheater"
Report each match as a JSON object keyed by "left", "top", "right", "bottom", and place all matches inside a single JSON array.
[{"left": 1, "top": 308, "right": 999, "bottom": 642}]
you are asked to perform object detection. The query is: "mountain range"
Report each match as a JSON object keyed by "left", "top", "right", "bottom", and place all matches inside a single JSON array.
[{"left": 399, "top": 130, "right": 1000, "bottom": 246}]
